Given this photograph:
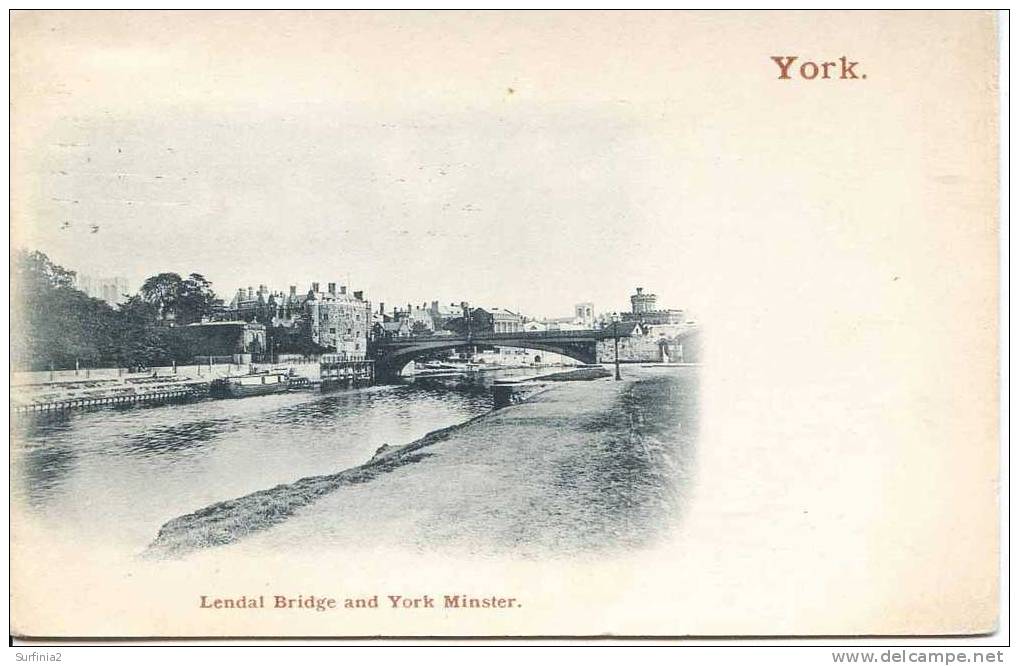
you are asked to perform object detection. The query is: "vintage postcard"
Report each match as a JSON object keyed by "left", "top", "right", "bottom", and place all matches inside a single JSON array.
[{"left": 9, "top": 10, "right": 1000, "bottom": 638}]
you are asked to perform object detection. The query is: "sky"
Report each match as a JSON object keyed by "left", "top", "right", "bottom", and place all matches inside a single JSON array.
[
  {"left": 15, "top": 10, "right": 977, "bottom": 324},
  {"left": 21, "top": 105, "right": 691, "bottom": 319},
  {"left": 8, "top": 13, "right": 1003, "bottom": 637},
  {"left": 11, "top": 11, "right": 723, "bottom": 320}
]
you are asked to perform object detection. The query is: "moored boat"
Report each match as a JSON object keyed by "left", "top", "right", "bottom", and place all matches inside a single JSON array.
[{"left": 210, "top": 371, "right": 291, "bottom": 398}]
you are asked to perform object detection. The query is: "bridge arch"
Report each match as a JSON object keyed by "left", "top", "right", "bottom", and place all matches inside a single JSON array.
[{"left": 373, "top": 337, "right": 599, "bottom": 382}]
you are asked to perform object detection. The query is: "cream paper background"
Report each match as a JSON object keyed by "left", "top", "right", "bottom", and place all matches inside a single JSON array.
[{"left": 10, "top": 10, "right": 999, "bottom": 637}]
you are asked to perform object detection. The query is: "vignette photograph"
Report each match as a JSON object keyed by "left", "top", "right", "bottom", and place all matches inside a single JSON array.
[{"left": 6, "top": 7, "right": 1007, "bottom": 662}]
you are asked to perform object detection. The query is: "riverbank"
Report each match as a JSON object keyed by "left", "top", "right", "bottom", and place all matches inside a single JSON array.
[
  {"left": 146, "top": 365, "right": 698, "bottom": 559},
  {"left": 11, "top": 361, "right": 324, "bottom": 413}
]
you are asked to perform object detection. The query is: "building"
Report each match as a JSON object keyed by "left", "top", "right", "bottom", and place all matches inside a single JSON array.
[
  {"left": 574, "top": 302, "right": 596, "bottom": 327},
  {"left": 597, "top": 329, "right": 691, "bottom": 363},
  {"left": 75, "top": 274, "right": 130, "bottom": 305},
  {"left": 227, "top": 285, "right": 271, "bottom": 322},
  {"left": 592, "top": 287, "right": 699, "bottom": 362},
  {"left": 305, "top": 282, "right": 371, "bottom": 360},
  {"left": 367, "top": 300, "right": 464, "bottom": 334},
  {"left": 428, "top": 301, "right": 462, "bottom": 330},
  {"left": 621, "top": 287, "right": 686, "bottom": 326},
  {"left": 596, "top": 321, "right": 697, "bottom": 363},
  {"left": 441, "top": 306, "right": 523, "bottom": 335},
  {"left": 488, "top": 308, "right": 523, "bottom": 333},
  {"left": 177, "top": 321, "right": 267, "bottom": 363},
  {"left": 222, "top": 281, "right": 372, "bottom": 358},
  {"left": 373, "top": 319, "right": 413, "bottom": 340},
  {"left": 539, "top": 302, "right": 596, "bottom": 331},
  {"left": 545, "top": 319, "right": 587, "bottom": 331},
  {"left": 630, "top": 287, "right": 657, "bottom": 314},
  {"left": 393, "top": 303, "right": 437, "bottom": 333},
  {"left": 225, "top": 284, "right": 306, "bottom": 327}
]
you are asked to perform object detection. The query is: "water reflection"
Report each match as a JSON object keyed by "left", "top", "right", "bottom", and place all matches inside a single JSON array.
[
  {"left": 123, "top": 418, "right": 231, "bottom": 455},
  {"left": 10, "top": 368, "right": 544, "bottom": 552},
  {"left": 18, "top": 441, "right": 78, "bottom": 508},
  {"left": 15, "top": 410, "right": 75, "bottom": 439}
]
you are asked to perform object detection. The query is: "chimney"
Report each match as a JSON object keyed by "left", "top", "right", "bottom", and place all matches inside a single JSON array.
[
  {"left": 289, "top": 285, "right": 297, "bottom": 296},
  {"left": 340, "top": 285, "right": 347, "bottom": 295},
  {"left": 636, "top": 287, "right": 643, "bottom": 295},
  {"left": 311, "top": 282, "right": 320, "bottom": 293},
  {"left": 379, "top": 302, "right": 385, "bottom": 314},
  {"left": 353, "top": 290, "right": 363, "bottom": 301},
  {"left": 327, "top": 282, "right": 336, "bottom": 295},
  {"left": 247, "top": 286, "right": 253, "bottom": 300}
]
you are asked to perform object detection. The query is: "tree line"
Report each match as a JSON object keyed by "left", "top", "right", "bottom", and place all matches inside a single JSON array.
[{"left": 11, "top": 250, "right": 221, "bottom": 371}]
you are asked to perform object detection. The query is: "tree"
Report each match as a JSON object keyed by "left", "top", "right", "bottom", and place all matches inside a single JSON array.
[
  {"left": 11, "top": 251, "right": 225, "bottom": 370},
  {"left": 139, "top": 272, "right": 218, "bottom": 325},
  {"left": 110, "top": 296, "right": 170, "bottom": 369},
  {"left": 11, "top": 249, "right": 117, "bottom": 370},
  {"left": 14, "top": 249, "right": 77, "bottom": 290},
  {"left": 140, "top": 272, "right": 183, "bottom": 321},
  {"left": 177, "top": 273, "right": 217, "bottom": 325}
]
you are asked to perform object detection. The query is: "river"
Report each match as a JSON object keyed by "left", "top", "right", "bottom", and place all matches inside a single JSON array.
[{"left": 11, "top": 368, "right": 550, "bottom": 554}]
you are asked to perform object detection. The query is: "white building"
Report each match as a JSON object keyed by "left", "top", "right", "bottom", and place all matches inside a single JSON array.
[
  {"left": 76, "top": 274, "right": 130, "bottom": 305},
  {"left": 574, "top": 302, "right": 595, "bottom": 327}
]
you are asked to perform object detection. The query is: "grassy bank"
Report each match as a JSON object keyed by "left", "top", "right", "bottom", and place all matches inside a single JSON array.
[
  {"left": 144, "top": 411, "right": 493, "bottom": 558},
  {"left": 528, "top": 366, "right": 611, "bottom": 382},
  {"left": 146, "top": 366, "right": 698, "bottom": 558}
]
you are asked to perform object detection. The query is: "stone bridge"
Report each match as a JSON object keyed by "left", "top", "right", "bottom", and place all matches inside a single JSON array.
[{"left": 371, "top": 329, "right": 627, "bottom": 382}]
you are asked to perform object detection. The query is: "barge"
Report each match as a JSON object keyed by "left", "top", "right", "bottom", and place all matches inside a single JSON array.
[{"left": 210, "top": 370, "right": 292, "bottom": 398}]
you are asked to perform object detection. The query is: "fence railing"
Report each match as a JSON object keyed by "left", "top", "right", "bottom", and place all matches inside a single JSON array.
[{"left": 320, "top": 353, "right": 370, "bottom": 364}]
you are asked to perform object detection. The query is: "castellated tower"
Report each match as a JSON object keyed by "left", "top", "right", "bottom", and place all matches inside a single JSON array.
[{"left": 630, "top": 287, "right": 657, "bottom": 314}]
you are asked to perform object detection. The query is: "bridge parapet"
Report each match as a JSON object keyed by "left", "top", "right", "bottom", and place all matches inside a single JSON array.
[{"left": 381, "top": 328, "right": 624, "bottom": 346}]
